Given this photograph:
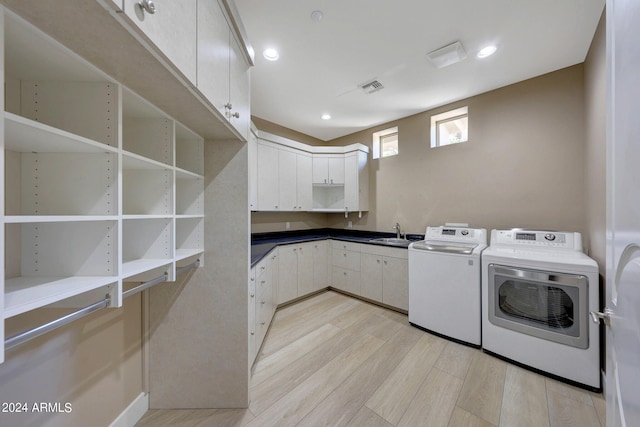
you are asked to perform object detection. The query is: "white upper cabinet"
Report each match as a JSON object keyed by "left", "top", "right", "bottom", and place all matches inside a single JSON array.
[
  {"left": 122, "top": 0, "right": 198, "bottom": 85},
  {"left": 254, "top": 131, "right": 369, "bottom": 212},
  {"left": 256, "top": 141, "right": 279, "bottom": 210},
  {"left": 344, "top": 151, "right": 369, "bottom": 213},
  {"left": 312, "top": 155, "right": 344, "bottom": 185},
  {"left": 197, "top": 0, "right": 251, "bottom": 140}
]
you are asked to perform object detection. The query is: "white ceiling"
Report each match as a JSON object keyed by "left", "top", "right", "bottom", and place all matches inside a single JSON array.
[{"left": 235, "top": 0, "right": 605, "bottom": 141}]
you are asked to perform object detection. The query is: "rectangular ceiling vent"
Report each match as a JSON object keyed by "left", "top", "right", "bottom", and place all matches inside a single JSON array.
[{"left": 360, "top": 80, "right": 384, "bottom": 94}]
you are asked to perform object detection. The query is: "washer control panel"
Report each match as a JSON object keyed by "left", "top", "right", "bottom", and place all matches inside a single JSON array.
[
  {"left": 491, "top": 229, "right": 582, "bottom": 251},
  {"left": 425, "top": 226, "right": 487, "bottom": 245}
]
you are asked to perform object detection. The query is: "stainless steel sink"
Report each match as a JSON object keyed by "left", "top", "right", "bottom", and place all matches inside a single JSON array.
[{"left": 368, "top": 237, "right": 412, "bottom": 247}]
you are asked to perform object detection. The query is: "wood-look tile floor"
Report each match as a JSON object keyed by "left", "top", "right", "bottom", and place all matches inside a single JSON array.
[{"left": 137, "top": 291, "right": 606, "bottom": 427}]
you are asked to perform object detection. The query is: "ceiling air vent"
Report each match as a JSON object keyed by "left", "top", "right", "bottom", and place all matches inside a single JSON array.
[{"left": 360, "top": 80, "right": 384, "bottom": 94}]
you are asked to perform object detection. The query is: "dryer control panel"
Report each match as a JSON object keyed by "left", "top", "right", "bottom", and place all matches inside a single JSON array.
[{"left": 490, "top": 229, "right": 583, "bottom": 251}]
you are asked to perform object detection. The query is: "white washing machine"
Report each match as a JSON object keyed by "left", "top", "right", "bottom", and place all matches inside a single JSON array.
[
  {"left": 482, "top": 229, "right": 600, "bottom": 390},
  {"left": 408, "top": 225, "right": 487, "bottom": 346}
]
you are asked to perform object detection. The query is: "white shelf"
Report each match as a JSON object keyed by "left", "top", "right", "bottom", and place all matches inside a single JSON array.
[
  {"left": 4, "top": 112, "right": 117, "bottom": 154},
  {"left": 122, "top": 152, "right": 172, "bottom": 170},
  {"left": 175, "top": 214, "right": 204, "bottom": 219},
  {"left": 4, "top": 276, "right": 117, "bottom": 319},
  {"left": 122, "top": 215, "right": 173, "bottom": 220},
  {"left": 4, "top": 215, "right": 117, "bottom": 223},
  {"left": 175, "top": 168, "right": 204, "bottom": 179},
  {"left": 122, "top": 259, "right": 172, "bottom": 279},
  {"left": 175, "top": 249, "right": 204, "bottom": 262}
]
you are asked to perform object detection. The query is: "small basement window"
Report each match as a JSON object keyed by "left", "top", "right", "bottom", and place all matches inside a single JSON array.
[
  {"left": 430, "top": 106, "right": 468, "bottom": 148},
  {"left": 372, "top": 126, "right": 399, "bottom": 159}
]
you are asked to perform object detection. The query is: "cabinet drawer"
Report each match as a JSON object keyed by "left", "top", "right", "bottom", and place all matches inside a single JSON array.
[
  {"left": 331, "top": 267, "right": 361, "bottom": 295},
  {"left": 331, "top": 249, "right": 361, "bottom": 271},
  {"left": 362, "top": 244, "right": 408, "bottom": 259},
  {"left": 331, "top": 240, "right": 361, "bottom": 253}
]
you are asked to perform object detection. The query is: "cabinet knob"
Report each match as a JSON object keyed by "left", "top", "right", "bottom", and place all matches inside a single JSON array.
[
  {"left": 261, "top": 321, "right": 266, "bottom": 325},
  {"left": 261, "top": 280, "right": 265, "bottom": 284},
  {"left": 251, "top": 331, "right": 255, "bottom": 335},
  {"left": 343, "top": 272, "right": 347, "bottom": 276},
  {"left": 250, "top": 293, "right": 255, "bottom": 298},
  {"left": 261, "top": 300, "right": 265, "bottom": 305},
  {"left": 384, "top": 260, "right": 388, "bottom": 264},
  {"left": 377, "top": 259, "right": 380, "bottom": 263},
  {"left": 138, "top": 0, "right": 156, "bottom": 14},
  {"left": 224, "top": 102, "right": 233, "bottom": 110},
  {"left": 251, "top": 277, "right": 255, "bottom": 281},
  {"left": 275, "top": 205, "right": 278, "bottom": 209},
  {"left": 330, "top": 179, "right": 333, "bottom": 184},
  {"left": 343, "top": 253, "right": 347, "bottom": 257},
  {"left": 231, "top": 112, "right": 240, "bottom": 119},
  {"left": 324, "top": 179, "right": 327, "bottom": 183}
]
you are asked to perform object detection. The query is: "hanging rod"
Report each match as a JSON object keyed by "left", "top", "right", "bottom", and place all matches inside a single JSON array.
[
  {"left": 5, "top": 259, "right": 201, "bottom": 351},
  {"left": 122, "top": 273, "right": 168, "bottom": 299},
  {"left": 176, "top": 259, "right": 200, "bottom": 276},
  {"left": 5, "top": 295, "right": 111, "bottom": 351},
  {"left": 122, "top": 259, "right": 200, "bottom": 299}
]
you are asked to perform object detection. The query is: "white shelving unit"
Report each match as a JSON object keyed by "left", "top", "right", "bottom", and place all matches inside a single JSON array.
[{"left": 1, "top": 10, "right": 205, "bottom": 362}]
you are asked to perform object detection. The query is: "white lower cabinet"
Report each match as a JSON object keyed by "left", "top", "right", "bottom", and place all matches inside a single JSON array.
[
  {"left": 277, "top": 241, "right": 327, "bottom": 305},
  {"left": 359, "top": 245, "right": 409, "bottom": 311},
  {"left": 329, "top": 240, "right": 408, "bottom": 311},
  {"left": 251, "top": 249, "right": 278, "bottom": 363},
  {"left": 330, "top": 240, "right": 361, "bottom": 295}
]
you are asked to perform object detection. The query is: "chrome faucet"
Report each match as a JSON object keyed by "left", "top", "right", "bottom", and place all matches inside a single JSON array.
[{"left": 393, "top": 222, "right": 402, "bottom": 239}]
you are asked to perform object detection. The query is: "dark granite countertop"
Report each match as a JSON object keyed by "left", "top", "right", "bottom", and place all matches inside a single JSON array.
[{"left": 251, "top": 228, "right": 424, "bottom": 266}]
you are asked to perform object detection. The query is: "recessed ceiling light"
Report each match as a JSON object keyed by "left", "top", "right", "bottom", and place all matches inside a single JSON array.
[
  {"left": 310, "top": 10, "right": 324, "bottom": 22},
  {"left": 263, "top": 48, "right": 279, "bottom": 61},
  {"left": 321, "top": 113, "right": 331, "bottom": 120},
  {"left": 477, "top": 45, "right": 497, "bottom": 59}
]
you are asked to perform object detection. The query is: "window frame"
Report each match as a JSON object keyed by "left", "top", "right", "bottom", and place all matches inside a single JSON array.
[
  {"left": 372, "top": 126, "right": 399, "bottom": 159},
  {"left": 430, "top": 106, "right": 469, "bottom": 148}
]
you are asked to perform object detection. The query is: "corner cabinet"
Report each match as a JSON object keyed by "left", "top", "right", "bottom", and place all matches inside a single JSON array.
[
  {"left": 253, "top": 131, "right": 369, "bottom": 213},
  {"left": 0, "top": 8, "right": 204, "bottom": 362}
]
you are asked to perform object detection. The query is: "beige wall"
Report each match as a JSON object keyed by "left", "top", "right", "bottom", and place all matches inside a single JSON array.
[
  {"left": 251, "top": 211, "right": 329, "bottom": 234},
  {"left": 584, "top": 11, "right": 607, "bottom": 270},
  {"left": 0, "top": 296, "right": 143, "bottom": 427},
  {"left": 324, "top": 65, "right": 588, "bottom": 239}
]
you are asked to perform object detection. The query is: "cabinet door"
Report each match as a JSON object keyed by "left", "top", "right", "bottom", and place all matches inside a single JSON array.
[
  {"left": 248, "top": 130, "right": 258, "bottom": 210},
  {"left": 270, "top": 251, "right": 279, "bottom": 314},
  {"left": 249, "top": 268, "right": 257, "bottom": 362},
  {"left": 312, "top": 156, "right": 328, "bottom": 184},
  {"left": 124, "top": 0, "right": 198, "bottom": 84},
  {"left": 278, "top": 149, "right": 297, "bottom": 211},
  {"left": 229, "top": 32, "right": 250, "bottom": 140},
  {"left": 361, "top": 253, "right": 383, "bottom": 302},
  {"left": 197, "top": 0, "right": 230, "bottom": 118},
  {"left": 297, "top": 243, "right": 315, "bottom": 296},
  {"left": 332, "top": 267, "right": 361, "bottom": 295},
  {"left": 257, "top": 142, "right": 279, "bottom": 210},
  {"left": 344, "top": 153, "right": 358, "bottom": 211},
  {"left": 382, "top": 256, "right": 408, "bottom": 310},
  {"left": 277, "top": 246, "right": 298, "bottom": 304},
  {"left": 312, "top": 240, "right": 329, "bottom": 291},
  {"left": 296, "top": 154, "right": 312, "bottom": 211},
  {"left": 328, "top": 157, "right": 345, "bottom": 184}
]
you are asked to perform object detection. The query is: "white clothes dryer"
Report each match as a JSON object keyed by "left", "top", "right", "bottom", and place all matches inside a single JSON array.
[
  {"left": 408, "top": 225, "right": 487, "bottom": 346},
  {"left": 482, "top": 229, "right": 600, "bottom": 391}
]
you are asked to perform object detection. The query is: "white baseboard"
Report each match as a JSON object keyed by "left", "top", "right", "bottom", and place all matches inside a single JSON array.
[{"left": 110, "top": 392, "right": 149, "bottom": 427}]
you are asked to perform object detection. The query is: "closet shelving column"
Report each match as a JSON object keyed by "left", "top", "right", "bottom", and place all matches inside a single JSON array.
[
  {"left": 2, "top": 13, "right": 120, "bottom": 323},
  {"left": 121, "top": 89, "right": 175, "bottom": 282},
  {"left": 174, "top": 123, "right": 204, "bottom": 266}
]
